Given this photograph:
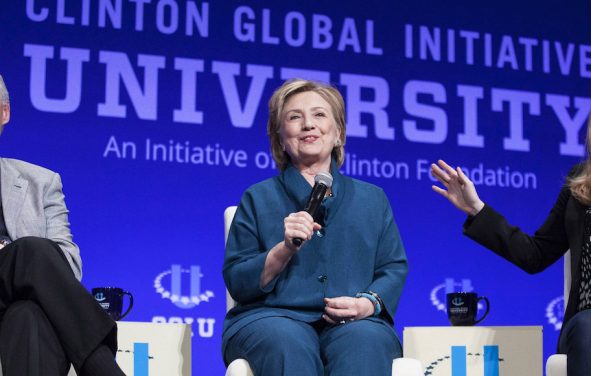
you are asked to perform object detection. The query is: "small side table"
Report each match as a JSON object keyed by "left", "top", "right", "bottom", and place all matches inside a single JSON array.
[{"left": 403, "top": 326, "right": 542, "bottom": 376}]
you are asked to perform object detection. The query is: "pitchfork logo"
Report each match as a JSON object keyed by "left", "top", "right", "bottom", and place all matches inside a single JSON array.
[
  {"left": 154, "top": 264, "right": 214, "bottom": 309},
  {"left": 94, "top": 292, "right": 106, "bottom": 302}
]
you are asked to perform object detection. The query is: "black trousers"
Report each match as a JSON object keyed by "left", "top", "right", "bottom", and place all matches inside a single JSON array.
[{"left": 0, "top": 237, "right": 117, "bottom": 376}]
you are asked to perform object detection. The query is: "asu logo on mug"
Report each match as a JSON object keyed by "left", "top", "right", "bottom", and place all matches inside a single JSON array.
[
  {"left": 94, "top": 292, "right": 106, "bottom": 302},
  {"left": 92, "top": 287, "right": 133, "bottom": 321},
  {"left": 450, "top": 297, "right": 465, "bottom": 306},
  {"left": 430, "top": 278, "right": 475, "bottom": 315},
  {"left": 446, "top": 292, "right": 490, "bottom": 326}
]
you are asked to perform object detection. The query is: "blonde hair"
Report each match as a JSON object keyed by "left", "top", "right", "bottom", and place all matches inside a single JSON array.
[
  {"left": 568, "top": 115, "right": 591, "bottom": 204},
  {"left": 267, "top": 79, "right": 346, "bottom": 171}
]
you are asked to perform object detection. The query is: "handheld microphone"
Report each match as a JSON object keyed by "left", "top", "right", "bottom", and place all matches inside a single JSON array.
[{"left": 292, "top": 172, "right": 333, "bottom": 247}]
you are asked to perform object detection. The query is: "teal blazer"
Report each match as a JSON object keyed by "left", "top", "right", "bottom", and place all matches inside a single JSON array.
[{"left": 222, "top": 161, "right": 408, "bottom": 355}]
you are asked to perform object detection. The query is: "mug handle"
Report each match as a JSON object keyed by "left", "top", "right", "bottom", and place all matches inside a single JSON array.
[
  {"left": 474, "top": 296, "right": 490, "bottom": 324},
  {"left": 119, "top": 291, "right": 134, "bottom": 320}
]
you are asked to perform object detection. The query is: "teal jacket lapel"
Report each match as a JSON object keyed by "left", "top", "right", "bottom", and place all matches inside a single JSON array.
[{"left": 277, "top": 160, "right": 347, "bottom": 227}]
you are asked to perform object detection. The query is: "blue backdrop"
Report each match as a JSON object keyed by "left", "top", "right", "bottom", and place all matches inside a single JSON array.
[{"left": 1, "top": 0, "right": 590, "bottom": 374}]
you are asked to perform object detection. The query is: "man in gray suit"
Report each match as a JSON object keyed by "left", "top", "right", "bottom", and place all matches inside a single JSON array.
[{"left": 0, "top": 75, "right": 125, "bottom": 376}]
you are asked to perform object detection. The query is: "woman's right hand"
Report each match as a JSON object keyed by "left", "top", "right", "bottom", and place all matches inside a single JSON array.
[
  {"left": 283, "top": 211, "right": 321, "bottom": 252},
  {"left": 431, "top": 159, "right": 485, "bottom": 216},
  {"left": 261, "top": 211, "right": 321, "bottom": 288}
]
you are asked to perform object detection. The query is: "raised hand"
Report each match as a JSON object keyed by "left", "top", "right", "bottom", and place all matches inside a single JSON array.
[{"left": 431, "top": 159, "right": 485, "bottom": 216}]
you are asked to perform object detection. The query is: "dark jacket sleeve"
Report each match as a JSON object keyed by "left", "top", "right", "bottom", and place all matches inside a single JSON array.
[{"left": 463, "top": 187, "right": 571, "bottom": 274}]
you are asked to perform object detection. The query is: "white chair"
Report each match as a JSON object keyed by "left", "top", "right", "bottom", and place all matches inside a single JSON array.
[
  {"left": 545, "top": 251, "right": 570, "bottom": 376},
  {"left": 223, "top": 206, "right": 423, "bottom": 376}
]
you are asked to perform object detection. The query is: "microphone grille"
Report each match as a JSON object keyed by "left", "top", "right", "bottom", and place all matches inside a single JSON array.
[{"left": 315, "top": 172, "right": 333, "bottom": 187}]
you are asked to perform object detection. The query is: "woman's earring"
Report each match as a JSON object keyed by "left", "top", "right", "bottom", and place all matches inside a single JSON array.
[{"left": 335, "top": 140, "right": 341, "bottom": 147}]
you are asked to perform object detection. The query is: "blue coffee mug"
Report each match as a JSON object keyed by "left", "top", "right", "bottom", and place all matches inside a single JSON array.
[
  {"left": 446, "top": 292, "right": 490, "bottom": 326},
  {"left": 92, "top": 287, "right": 133, "bottom": 321}
]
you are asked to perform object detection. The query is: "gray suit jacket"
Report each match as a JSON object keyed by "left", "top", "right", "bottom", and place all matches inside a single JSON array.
[{"left": 1, "top": 158, "right": 82, "bottom": 280}]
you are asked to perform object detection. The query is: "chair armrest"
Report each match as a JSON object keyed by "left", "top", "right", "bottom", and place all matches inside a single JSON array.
[
  {"left": 226, "top": 359, "right": 254, "bottom": 376},
  {"left": 546, "top": 354, "right": 567, "bottom": 376},
  {"left": 392, "top": 357, "right": 423, "bottom": 376}
]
